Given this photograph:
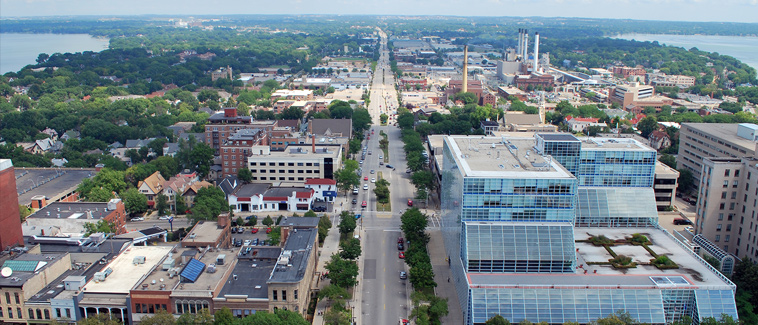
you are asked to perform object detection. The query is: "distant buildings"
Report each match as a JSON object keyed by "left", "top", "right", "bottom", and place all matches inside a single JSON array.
[
  {"left": 211, "top": 66, "right": 233, "bottom": 81},
  {"left": 23, "top": 199, "right": 127, "bottom": 237}
]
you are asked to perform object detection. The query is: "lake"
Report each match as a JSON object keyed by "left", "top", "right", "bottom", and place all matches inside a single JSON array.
[
  {"left": 0, "top": 33, "right": 110, "bottom": 74},
  {"left": 615, "top": 33, "right": 758, "bottom": 71}
]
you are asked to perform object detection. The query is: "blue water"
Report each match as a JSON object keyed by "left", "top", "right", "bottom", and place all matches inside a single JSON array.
[
  {"left": 615, "top": 33, "right": 758, "bottom": 71},
  {"left": 0, "top": 33, "right": 110, "bottom": 74}
]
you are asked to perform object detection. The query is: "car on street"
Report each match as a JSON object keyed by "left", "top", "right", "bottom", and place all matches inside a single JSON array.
[
  {"left": 386, "top": 164, "right": 394, "bottom": 169},
  {"left": 397, "top": 242, "right": 404, "bottom": 250},
  {"left": 361, "top": 201, "right": 367, "bottom": 208},
  {"left": 379, "top": 161, "right": 384, "bottom": 165},
  {"left": 379, "top": 155, "right": 383, "bottom": 159},
  {"left": 370, "top": 169, "right": 375, "bottom": 174},
  {"left": 371, "top": 178, "right": 376, "bottom": 183},
  {"left": 251, "top": 228, "right": 259, "bottom": 234},
  {"left": 363, "top": 184, "right": 369, "bottom": 190},
  {"left": 352, "top": 199, "right": 357, "bottom": 205},
  {"left": 364, "top": 176, "right": 369, "bottom": 181},
  {"left": 313, "top": 206, "right": 327, "bottom": 212},
  {"left": 266, "top": 227, "right": 272, "bottom": 234},
  {"left": 368, "top": 151, "right": 372, "bottom": 155},
  {"left": 130, "top": 217, "right": 144, "bottom": 221},
  {"left": 353, "top": 187, "right": 359, "bottom": 195},
  {"left": 407, "top": 199, "right": 413, "bottom": 206},
  {"left": 398, "top": 237, "right": 404, "bottom": 244},
  {"left": 360, "top": 160, "right": 364, "bottom": 165},
  {"left": 158, "top": 215, "right": 171, "bottom": 220},
  {"left": 399, "top": 252, "right": 405, "bottom": 259},
  {"left": 406, "top": 169, "right": 411, "bottom": 174},
  {"left": 399, "top": 271, "right": 408, "bottom": 280}
]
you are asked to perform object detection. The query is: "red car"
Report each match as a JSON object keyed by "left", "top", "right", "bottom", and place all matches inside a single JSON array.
[
  {"left": 399, "top": 252, "right": 405, "bottom": 259},
  {"left": 361, "top": 201, "right": 367, "bottom": 208},
  {"left": 266, "top": 228, "right": 272, "bottom": 234},
  {"left": 251, "top": 228, "right": 259, "bottom": 234},
  {"left": 364, "top": 176, "right": 369, "bottom": 181},
  {"left": 407, "top": 199, "right": 413, "bottom": 207}
]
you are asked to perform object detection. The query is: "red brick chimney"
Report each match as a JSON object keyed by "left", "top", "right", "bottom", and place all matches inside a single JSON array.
[
  {"left": 217, "top": 213, "right": 229, "bottom": 228},
  {"left": 224, "top": 107, "right": 237, "bottom": 118},
  {"left": 312, "top": 135, "right": 315, "bottom": 153}
]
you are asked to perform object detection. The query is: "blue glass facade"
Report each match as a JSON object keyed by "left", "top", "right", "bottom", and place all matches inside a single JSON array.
[
  {"left": 578, "top": 149, "right": 657, "bottom": 187},
  {"left": 461, "top": 178, "right": 577, "bottom": 222}
]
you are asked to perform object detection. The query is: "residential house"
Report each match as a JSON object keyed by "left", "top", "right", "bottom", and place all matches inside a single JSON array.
[
  {"left": 648, "top": 130, "right": 672, "bottom": 151},
  {"left": 565, "top": 116, "right": 606, "bottom": 133},
  {"left": 138, "top": 171, "right": 166, "bottom": 208}
]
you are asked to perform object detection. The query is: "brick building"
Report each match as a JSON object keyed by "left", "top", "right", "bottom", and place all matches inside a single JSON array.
[{"left": 0, "top": 159, "right": 24, "bottom": 249}]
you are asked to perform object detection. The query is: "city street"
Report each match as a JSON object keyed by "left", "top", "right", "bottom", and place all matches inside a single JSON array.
[{"left": 354, "top": 31, "right": 417, "bottom": 325}]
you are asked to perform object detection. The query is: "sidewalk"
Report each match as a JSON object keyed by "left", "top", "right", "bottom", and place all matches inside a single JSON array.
[
  {"left": 428, "top": 230, "right": 463, "bottom": 324},
  {"left": 312, "top": 194, "right": 365, "bottom": 325}
]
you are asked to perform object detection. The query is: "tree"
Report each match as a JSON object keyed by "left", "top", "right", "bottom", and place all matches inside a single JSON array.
[
  {"left": 139, "top": 310, "right": 176, "bottom": 325},
  {"left": 304, "top": 210, "right": 317, "bottom": 218},
  {"left": 191, "top": 187, "right": 229, "bottom": 221},
  {"left": 175, "top": 194, "right": 188, "bottom": 214},
  {"left": 237, "top": 168, "right": 252, "bottom": 183},
  {"left": 334, "top": 168, "right": 360, "bottom": 195},
  {"left": 262, "top": 216, "right": 274, "bottom": 227},
  {"left": 352, "top": 108, "right": 372, "bottom": 134},
  {"left": 401, "top": 208, "right": 428, "bottom": 238},
  {"left": 122, "top": 188, "right": 148, "bottom": 217},
  {"left": 83, "top": 220, "right": 117, "bottom": 236},
  {"left": 486, "top": 315, "right": 511, "bottom": 325},
  {"left": 77, "top": 168, "right": 128, "bottom": 202},
  {"left": 156, "top": 194, "right": 169, "bottom": 216},
  {"left": 236, "top": 216, "right": 245, "bottom": 226},
  {"left": 213, "top": 307, "right": 234, "bottom": 325},
  {"left": 318, "top": 284, "right": 351, "bottom": 303},
  {"left": 339, "top": 237, "right": 362, "bottom": 260},
  {"left": 409, "top": 261, "right": 436, "bottom": 290},
  {"left": 338, "top": 211, "right": 357, "bottom": 235},
  {"left": 677, "top": 168, "right": 695, "bottom": 194},
  {"left": 637, "top": 116, "right": 659, "bottom": 138},
  {"left": 455, "top": 92, "right": 477, "bottom": 105},
  {"left": 318, "top": 215, "right": 332, "bottom": 243},
  {"left": 19, "top": 205, "right": 33, "bottom": 222},
  {"left": 323, "top": 307, "right": 351, "bottom": 325},
  {"left": 411, "top": 170, "right": 436, "bottom": 192},
  {"left": 659, "top": 154, "right": 677, "bottom": 169},
  {"left": 325, "top": 254, "right": 359, "bottom": 288}
]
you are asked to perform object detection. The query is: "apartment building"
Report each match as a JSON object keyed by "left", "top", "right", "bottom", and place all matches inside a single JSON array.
[
  {"left": 219, "top": 128, "right": 267, "bottom": 177},
  {"left": 677, "top": 123, "right": 758, "bottom": 188},
  {"left": 246, "top": 144, "right": 342, "bottom": 186}
]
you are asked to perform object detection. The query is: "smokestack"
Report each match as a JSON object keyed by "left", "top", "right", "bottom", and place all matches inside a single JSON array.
[
  {"left": 523, "top": 30, "right": 529, "bottom": 61},
  {"left": 533, "top": 32, "right": 540, "bottom": 73},
  {"left": 462, "top": 45, "right": 468, "bottom": 93},
  {"left": 517, "top": 29, "right": 523, "bottom": 59},
  {"left": 311, "top": 135, "right": 315, "bottom": 153}
]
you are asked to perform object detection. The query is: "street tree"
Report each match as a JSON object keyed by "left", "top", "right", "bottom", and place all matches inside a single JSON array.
[
  {"left": 237, "top": 168, "right": 252, "bottom": 183},
  {"left": 325, "top": 254, "right": 359, "bottom": 288},
  {"left": 122, "top": 188, "right": 148, "bottom": 217},
  {"left": 637, "top": 116, "right": 659, "bottom": 138},
  {"left": 334, "top": 168, "right": 360, "bottom": 195},
  {"left": 156, "top": 193, "right": 169, "bottom": 216},
  {"left": 339, "top": 237, "right": 362, "bottom": 260},
  {"left": 83, "top": 220, "right": 117, "bottom": 236},
  {"left": 338, "top": 211, "right": 357, "bottom": 235},
  {"left": 262, "top": 216, "right": 274, "bottom": 227},
  {"left": 352, "top": 108, "right": 372, "bottom": 134}
]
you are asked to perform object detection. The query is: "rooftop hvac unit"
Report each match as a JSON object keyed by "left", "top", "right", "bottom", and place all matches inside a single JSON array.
[
  {"left": 216, "top": 254, "right": 226, "bottom": 265},
  {"left": 133, "top": 256, "right": 146, "bottom": 265},
  {"left": 206, "top": 265, "right": 217, "bottom": 274}
]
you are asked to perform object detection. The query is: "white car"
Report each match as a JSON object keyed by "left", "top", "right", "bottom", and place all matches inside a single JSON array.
[
  {"left": 371, "top": 178, "right": 376, "bottom": 183},
  {"left": 130, "top": 217, "right": 144, "bottom": 221},
  {"left": 363, "top": 184, "right": 369, "bottom": 190},
  {"left": 379, "top": 155, "right": 383, "bottom": 159},
  {"left": 158, "top": 215, "right": 171, "bottom": 220}
]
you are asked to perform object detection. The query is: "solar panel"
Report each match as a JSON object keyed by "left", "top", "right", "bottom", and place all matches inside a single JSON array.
[
  {"left": 180, "top": 258, "right": 206, "bottom": 283},
  {"left": 2, "top": 260, "right": 44, "bottom": 272}
]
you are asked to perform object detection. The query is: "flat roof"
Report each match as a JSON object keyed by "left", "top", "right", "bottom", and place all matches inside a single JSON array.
[
  {"left": 467, "top": 227, "right": 734, "bottom": 289},
  {"left": 0, "top": 253, "right": 67, "bottom": 287},
  {"left": 269, "top": 229, "right": 317, "bottom": 283},
  {"left": 279, "top": 217, "right": 320, "bottom": 228},
  {"left": 655, "top": 161, "right": 680, "bottom": 177},
  {"left": 577, "top": 137, "right": 655, "bottom": 151},
  {"left": 28, "top": 202, "right": 114, "bottom": 220},
  {"left": 537, "top": 133, "right": 580, "bottom": 142},
  {"left": 445, "top": 136, "right": 575, "bottom": 179},
  {"left": 684, "top": 123, "right": 757, "bottom": 153},
  {"left": 184, "top": 221, "right": 225, "bottom": 244},
  {"left": 136, "top": 246, "right": 237, "bottom": 296},
  {"left": 15, "top": 168, "right": 97, "bottom": 206},
  {"left": 218, "top": 259, "right": 276, "bottom": 299},
  {"left": 83, "top": 246, "right": 172, "bottom": 293}
]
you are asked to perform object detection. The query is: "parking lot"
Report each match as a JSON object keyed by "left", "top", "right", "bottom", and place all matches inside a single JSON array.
[{"left": 230, "top": 225, "right": 275, "bottom": 248}]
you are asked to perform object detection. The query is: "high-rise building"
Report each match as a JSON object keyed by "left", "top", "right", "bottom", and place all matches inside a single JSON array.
[
  {"left": 694, "top": 152, "right": 758, "bottom": 262},
  {"left": 0, "top": 159, "right": 24, "bottom": 250},
  {"left": 441, "top": 135, "right": 737, "bottom": 324},
  {"left": 676, "top": 123, "right": 758, "bottom": 188}
]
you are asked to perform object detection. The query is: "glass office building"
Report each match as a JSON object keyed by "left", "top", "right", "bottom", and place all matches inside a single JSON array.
[{"left": 441, "top": 135, "right": 737, "bottom": 325}]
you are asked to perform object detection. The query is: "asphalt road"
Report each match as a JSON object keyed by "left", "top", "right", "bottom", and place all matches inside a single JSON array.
[{"left": 358, "top": 32, "right": 416, "bottom": 325}]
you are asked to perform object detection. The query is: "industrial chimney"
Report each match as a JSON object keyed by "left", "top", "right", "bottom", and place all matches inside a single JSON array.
[
  {"left": 522, "top": 30, "right": 529, "bottom": 62},
  {"left": 533, "top": 32, "right": 540, "bottom": 73},
  {"left": 462, "top": 45, "right": 468, "bottom": 93},
  {"left": 517, "top": 29, "right": 523, "bottom": 59}
]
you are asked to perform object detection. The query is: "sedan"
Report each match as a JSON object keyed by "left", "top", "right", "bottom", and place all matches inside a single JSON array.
[
  {"left": 399, "top": 252, "right": 405, "bottom": 259},
  {"left": 352, "top": 199, "right": 357, "bottom": 205},
  {"left": 158, "top": 215, "right": 171, "bottom": 220},
  {"left": 370, "top": 169, "right": 375, "bottom": 174},
  {"left": 251, "top": 228, "right": 259, "bottom": 234},
  {"left": 371, "top": 178, "right": 376, "bottom": 183},
  {"left": 130, "top": 217, "right": 144, "bottom": 221},
  {"left": 364, "top": 176, "right": 369, "bottom": 181},
  {"left": 266, "top": 228, "right": 272, "bottom": 234},
  {"left": 361, "top": 201, "right": 367, "bottom": 208},
  {"left": 399, "top": 271, "right": 408, "bottom": 280},
  {"left": 379, "top": 155, "right": 383, "bottom": 159},
  {"left": 363, "top": 184, "right": 369, "bottom": 190}
]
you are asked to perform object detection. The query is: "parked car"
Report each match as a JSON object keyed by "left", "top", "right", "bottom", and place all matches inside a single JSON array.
[
  {"left": 231, "top": 227, "right": 237, "bottom": 234},
  {"left": 379, "top": 155, "right": 383, "bottom": 159},
  {"left": 266, "top": 227, "right": 272, "bottom": 234},
  {"left": 398, "top": 242, "right": 404, "bottom": 250},
  {"left": 398, "top": 237, "right": 404, "bottom": 244},
  {"left": 353, "top": 188, "right": 359, "bottom": 195},
  {"left": 352, "top": 199, "right": 358, "bottom": 205},
  {"left": 399, "top": 271, "right": 408, "bottom": 280},
  {"left": 243, "top": 239, "right": 252, "bottom": 246},
  {"left": 674, "top": 218, "right": 693, "bottom": 225},
  {"left": 252, "top": 238, "right": 259, "bottom": 246},
  {"left": 361, "top": 201, "right": 367, "bottom": 208},
  {"left": 370, "top": 169, "right": 375, "bottom": 174},
  {"left": 158, "top": 215, "right": 171, "bottom": 220},
  {"left": 407, "top": 199, "right": 413, "bottom": 207},
  {"left": 251, "top": 228, "right": 259, "bottom": 234},
  {"left": 130, "top": 217, "right": 144, "bottom": 221},
  {"left": 399, "top": 251, "right": 405, "bottom": 259},
  {"left": 364, "top": 176, "right": 369, "bottom": 181},
  {"left": 371, "top": 178, "right": 376, "bottom": 183},
  {"left": 363, "top": 184, "right": 369, "bottom": 190}
]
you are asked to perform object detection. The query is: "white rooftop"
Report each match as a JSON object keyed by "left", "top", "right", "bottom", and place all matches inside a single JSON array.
[{"left": 83, "top": 245, "right": 172, "bottom": 293}]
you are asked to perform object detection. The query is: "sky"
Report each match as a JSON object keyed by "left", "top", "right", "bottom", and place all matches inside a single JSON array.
[{"left": 1, "top": 0, "right": 757, "bottom": 23}]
